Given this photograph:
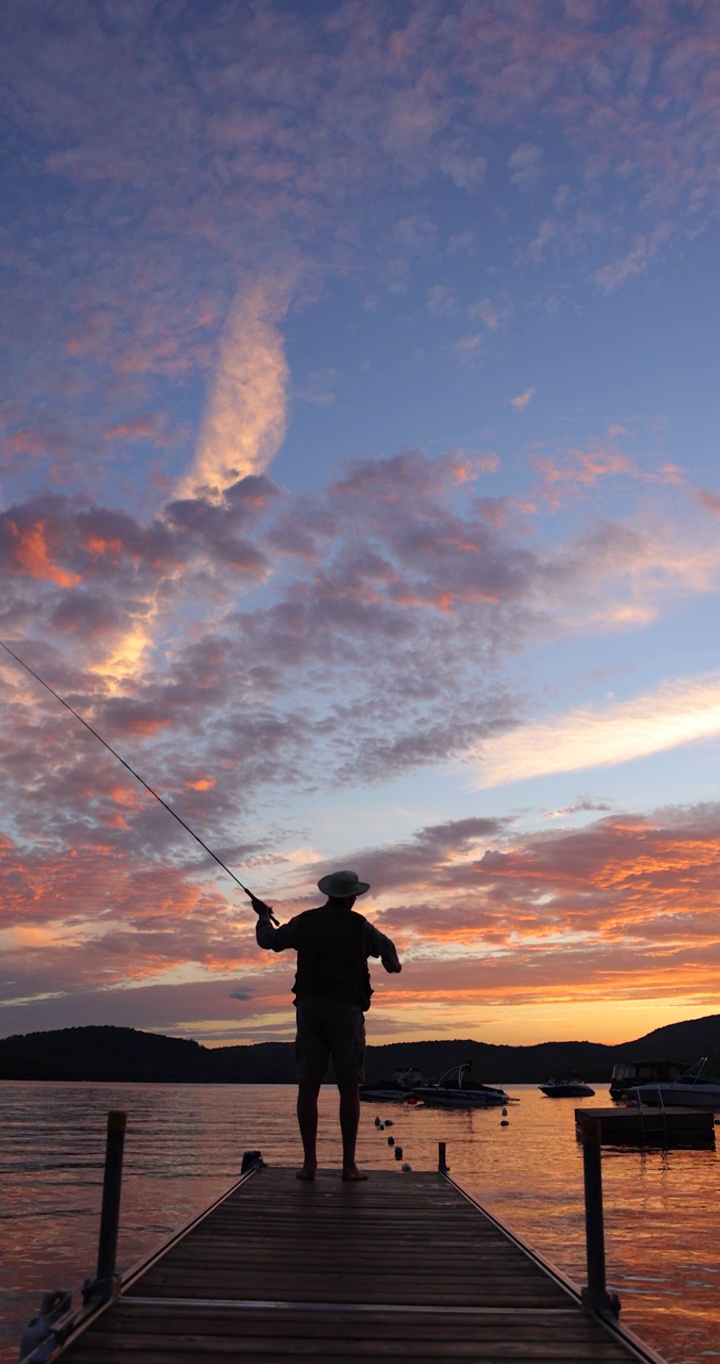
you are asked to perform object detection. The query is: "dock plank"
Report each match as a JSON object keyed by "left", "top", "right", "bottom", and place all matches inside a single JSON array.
[
  {"left": 55, "top": 1167, "right": 662, "bottom": 1363},
  {"left": 63, "top": 1302, "right": 635, "bottom": 1361}
]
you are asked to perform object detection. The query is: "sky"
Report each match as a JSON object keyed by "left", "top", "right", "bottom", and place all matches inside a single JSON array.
[{"left": 2, "top": 0, "right": 720, "bottom": 1051}]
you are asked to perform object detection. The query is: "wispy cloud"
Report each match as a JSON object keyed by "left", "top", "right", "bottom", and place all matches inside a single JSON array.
[
  {"left": 453, "top": 332, "right": 482, "bottom": 361},
  {"left": 467, "top": 297, "right": 512, "bottom": 332},
  {"left": 696, "top": 488, "right": 720, "bottom": 516},
  {"left": 177, "top": 284, "right": 289, "bottom": 502},
  {"left": 93, "top": 281, "right": 290, "bottom": 679},
  {"left": 542, "top": 798, "right": 613, "bottom": 819},
  {"left": 475, "top": 672, "right": 720, "bottom": 788},
  {"left": 510, "top": 387, "right": 536, "bottom": 411},
  {"left": 592, "top": 223, "right": 674, "bottom": 295},
  {"left": 508, "top": 142, "right": 544, "bottom": 190},
  {"left": 426, "top": 284, "right": 458, "bottom": 317}
]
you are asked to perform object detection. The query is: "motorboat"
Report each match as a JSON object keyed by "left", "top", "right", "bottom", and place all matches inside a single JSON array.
[
  {"left": 628, "top": 1057, "right": 720, "bottom": 1110},
  {"left": 609, "top": 1058, "right": 688, "bottom": 1101},
  {"left": 360, "top": 1066, "right": 425, "bottom": 1102},
  {"left": 413, "top": 1062, "right": 515, "bottom": 1108},
  {"left": 539, "top": 1078, "right": 595, "bottom": 1098}
]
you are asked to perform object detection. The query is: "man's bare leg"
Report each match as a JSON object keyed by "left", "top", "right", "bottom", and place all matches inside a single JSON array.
[
  {"left": 339, "top": 1084, "right": 367, "bottom": 1180},
  {"left": 296, "top": 1081, "right": 321, "bottom": 1179}
]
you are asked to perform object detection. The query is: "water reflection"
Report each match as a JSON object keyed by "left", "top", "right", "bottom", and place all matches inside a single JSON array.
[{"left": 1, "top": 1082, "right": 718, "bottom": 1364}]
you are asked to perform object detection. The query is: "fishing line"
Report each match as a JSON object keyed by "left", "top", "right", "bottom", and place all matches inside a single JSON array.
[{"left": 0, "top": 639, "right": 278, "bottom": 923}]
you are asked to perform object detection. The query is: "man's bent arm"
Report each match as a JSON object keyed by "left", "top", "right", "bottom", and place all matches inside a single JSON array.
[
  {"left": 255, "top": 911, "right": 300, "bottom": 952},
  {"left": 365, "top": 923, "right": 402, "bottom": 973}
]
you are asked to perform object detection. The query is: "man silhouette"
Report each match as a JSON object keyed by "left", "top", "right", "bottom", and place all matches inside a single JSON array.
[{"left": 254, "top": 869, "right": 401, "bottom": 1181}]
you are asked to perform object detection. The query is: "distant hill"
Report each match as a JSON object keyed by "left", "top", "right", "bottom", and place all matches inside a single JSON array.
[
  {"left": 0, "top": 1025, "right": 217, "bottom": 1082},
  {"left": 620, "top": 1012, "right": 720, "bottom": 1059},
  {"left": 0, "top": 1012, "right": 717, "bottom": 1084}
]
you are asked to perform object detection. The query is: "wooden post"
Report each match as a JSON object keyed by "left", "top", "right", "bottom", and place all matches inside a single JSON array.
[
  {"left": 580, "top": 1118, "right": 620, "bottom": 1318},
  {"left": 438, "top": 1141, "right": 449, "bottom": 1173},
  {"left": 93, "top": 1111, "right": 127, "bottom": 1297}
]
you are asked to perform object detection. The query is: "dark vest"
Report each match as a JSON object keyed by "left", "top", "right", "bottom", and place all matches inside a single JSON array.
[{"left": 292, "top": 907, "right": 373, "bottom": 1010}]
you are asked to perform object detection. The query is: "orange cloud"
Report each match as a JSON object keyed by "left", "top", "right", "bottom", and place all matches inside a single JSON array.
[
  {"left": 510, "top": 386, "right": 536, "bottom": 410},
  {"left": 84, "top": 534, "right": 126, "bottom": 561},
  {"left": 4, "top": 518, "right": 80, "bottom": 587}
]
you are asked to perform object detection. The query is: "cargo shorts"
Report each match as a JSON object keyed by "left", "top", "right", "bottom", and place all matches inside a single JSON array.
[{"left": 295, "top": 996, "right": 366, "bottom": 1086}]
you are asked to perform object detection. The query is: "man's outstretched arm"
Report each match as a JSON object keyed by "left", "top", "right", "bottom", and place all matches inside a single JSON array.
[{"left": 366, "top": 923, "right": 402, "bottom": 973}]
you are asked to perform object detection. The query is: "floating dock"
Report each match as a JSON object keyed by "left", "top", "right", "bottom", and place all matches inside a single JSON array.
[
  {"left": 575, "top": 1105, "right": 716, "bottom": 1147},
  {"left": 40, "top": 1161, "right": 669, "bottom": 1364}
]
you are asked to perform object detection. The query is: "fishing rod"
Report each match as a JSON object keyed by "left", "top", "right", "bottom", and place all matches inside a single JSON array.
[{"left": 0, "top": 639, "right": 279, "bottom": 924}]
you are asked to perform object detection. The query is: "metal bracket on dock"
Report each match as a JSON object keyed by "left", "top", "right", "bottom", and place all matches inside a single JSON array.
[
  {"left": 81, "top": 1272, "right": 121, "bottom": 1306},
  {"left": 241, "top": 1148, "right": 265, "bottom": 1173},
  {"left": 19, "top": 1289, "right": 73, "bottom": 1364},
  {"left": 581, "top": 1286, "right": 621, "bottom": 1320}
]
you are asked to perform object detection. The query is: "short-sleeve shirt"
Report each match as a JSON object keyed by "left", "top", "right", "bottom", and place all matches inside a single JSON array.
[{"left": 256, "top": 904, "right": 399, "bottom": 1010}]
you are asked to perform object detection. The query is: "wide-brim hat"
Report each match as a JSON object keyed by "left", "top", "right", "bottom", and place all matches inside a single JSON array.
[{"left": 318, "top": 869, "right": 370, "bottom": 898}]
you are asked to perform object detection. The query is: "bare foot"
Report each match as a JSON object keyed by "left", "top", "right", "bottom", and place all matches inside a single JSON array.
[
  {"left": 296, "top": 1165, "right": 316, "bottom": 1181},
  {"left": 341, "top": 1166, "right": 368, "bottom": 1182}
]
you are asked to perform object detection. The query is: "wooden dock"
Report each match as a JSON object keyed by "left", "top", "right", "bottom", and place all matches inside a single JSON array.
[{"left": 45, "top": 1163, "right": 669, "bottom": 1364}]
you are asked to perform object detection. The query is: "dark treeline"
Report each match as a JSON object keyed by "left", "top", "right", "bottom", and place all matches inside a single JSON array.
[{"left": 1, "top": 1013, "right": 719, "bottom": 1084}]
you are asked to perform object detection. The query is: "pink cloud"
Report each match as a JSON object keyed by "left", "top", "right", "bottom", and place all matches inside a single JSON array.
[
  {"left": 592, "top": 223, "right": 674, "bottom": 294},
  {"left": 530, "top": 439, "right": 688, "bottom": 510},
  {"left": 696, "top": 488, "right": 720, "bottom": 516},
  {"left": 104, "top": 414, "right": 184, "bottom": 447}
]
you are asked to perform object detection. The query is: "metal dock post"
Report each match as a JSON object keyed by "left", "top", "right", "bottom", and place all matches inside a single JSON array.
[
  {"left": 581, "top": 1116, "right": 620, "bottom": 1318},
  {"left": 84, "top": 1110, "right": 127, "bottom": 1304}
]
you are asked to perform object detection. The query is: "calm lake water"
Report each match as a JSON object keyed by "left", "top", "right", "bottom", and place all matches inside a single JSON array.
[{"left": 1, "top": 1081, "right": 718, "bottom": 1363}]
